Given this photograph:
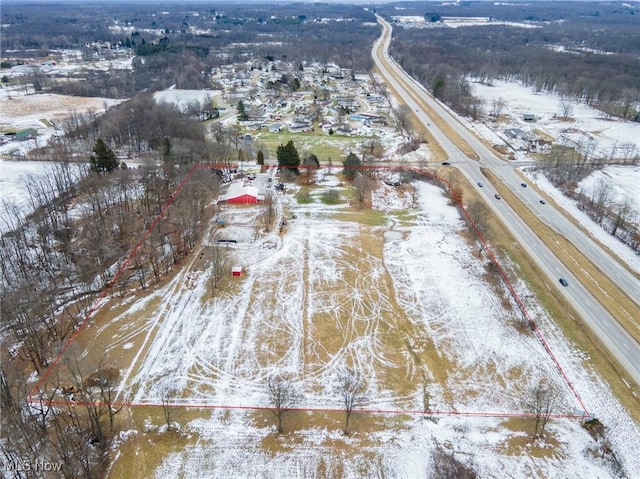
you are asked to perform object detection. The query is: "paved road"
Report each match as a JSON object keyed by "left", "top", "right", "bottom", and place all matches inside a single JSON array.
[{"left": 372, "top": 16, "right": 640, "bottom": 387}]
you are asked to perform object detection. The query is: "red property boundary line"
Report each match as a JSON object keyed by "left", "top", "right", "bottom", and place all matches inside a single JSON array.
[{"left": 27, "top": 163, "right": 590, "bottom": 419}]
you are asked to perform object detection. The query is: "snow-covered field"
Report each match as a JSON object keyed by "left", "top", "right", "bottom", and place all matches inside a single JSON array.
[
  {"left": 82, "top": 174, "right": 639, "bottom": 478},
  {"left": 153, "top": 88, "right": 220, "bottom": 111},
  {"left": 0, "top": 89, "right": 120, "bottom": 157},
  {"left": 578, "top": 165, "right": 640, "bottom": 213},
  {"left": 392, "top": 15, "right": 539, "bottom": 29},
  {"left": 470, "top": 79, "right": 640, "bottom": 159},
  {"left": 0, "top": 160, "right": 60, "bottom": 231}
]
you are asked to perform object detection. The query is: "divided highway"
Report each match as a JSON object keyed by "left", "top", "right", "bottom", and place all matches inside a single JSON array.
[{"left": 372, "top": 16, "right": 640, "bottom": 387}]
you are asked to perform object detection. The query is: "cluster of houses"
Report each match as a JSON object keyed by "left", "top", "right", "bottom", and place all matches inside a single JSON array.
[
  {"left": 503, "top": 127, "right": 552, "bottom": 154},
  {"left": 210, "top": 60, "right": 391, "bottom": 138}
]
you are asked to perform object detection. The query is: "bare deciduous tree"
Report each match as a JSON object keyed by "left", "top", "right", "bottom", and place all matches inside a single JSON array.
[
  {"left": 490, "top": 98, "right": 506, "bottom": 120},
  {"left": 210, "top": 243, "right": 230, "bottom": 294},
  {"left": 160, "top": 386, "right": 177, "bottom": 431},
  {"left": 465, "top": 199, "right": 491, "bottom": 233},
  {"left": 393, "top": 104, "right": 414, "bottom": 137},
  {"left": 353, "top": 173, "right": 374, "bottom": 208},
  {"left": 263, "top": 191, "right": 277, "bottom": 232},
  {"left": 302, "top": 154, "right": 320, "bottom": 185},
  {"left": 267, "top": 376, "right": 302, "bottom": 434},
  {"left": 559, "top": 95, "right": 574, "bottom": 119},
  {"left": 589, "top": 178, "right": 613, "bottom": 224},
  {"left": 611, "top": 196, "right": 633, "bottom": 237},
  {"left": 523, "top": 380, "right": 562, "bottom": 438},
  {"left": 336, "top": 370, "right": 367, "bottom": 435}
]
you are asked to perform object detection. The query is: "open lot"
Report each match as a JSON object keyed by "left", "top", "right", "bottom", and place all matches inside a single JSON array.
[{"left": 46, "top": 171, "right": 639, "bottom": 478}]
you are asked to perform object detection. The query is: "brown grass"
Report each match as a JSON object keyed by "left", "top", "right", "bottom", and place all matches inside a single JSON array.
[
  {"left": 514, "top": 169, "right": 640, "bottom": 283},
  {"left": 470, "top": 172, "right": 640, "bottom": 421},
  {"left": 498, "top": 434, "right": 564, "bottom": 459},
  {"left": 107, "top": 406, "right": 204, "bottom": 479},
  {"left": 253, "top": 409, "right": 411, "bottom": 453},
  {"left": 485, "top": 170, "right": 640, "bottom": 343},
  {"left": 373, "top": 55, "right": 477, "bottom": 160}
]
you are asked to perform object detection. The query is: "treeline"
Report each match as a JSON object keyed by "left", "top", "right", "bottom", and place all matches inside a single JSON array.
[
  {"left": 0, "top": 161, "right": 219, "bottom": 477},
  {"left": 40, "top": 92, "right": 209, "bottom": 159},
  {"left": 537, "top": 148, "right": 639, "bottom": 251},
  {"left": 382, "top": 2, "right": 639, "bottom": 120}
]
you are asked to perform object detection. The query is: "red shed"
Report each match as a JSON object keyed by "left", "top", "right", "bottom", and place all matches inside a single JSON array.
[{"left": 231, "top": 266, "right": 243, "bottom": 276}]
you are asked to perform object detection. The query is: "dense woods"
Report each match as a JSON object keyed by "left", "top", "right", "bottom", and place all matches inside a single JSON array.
[
  {"left": 380, "top": 2, "right": 640, "bottom": 120},
  {"left": 0, "top": 83, "right": 227, "bottom": 476}
]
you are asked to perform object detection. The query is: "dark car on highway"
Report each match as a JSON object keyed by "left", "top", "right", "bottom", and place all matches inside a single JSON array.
[
  {"left": 539, "top": 199, "right": 546, "bottom": 204},
  {"left": 559, "top": 278, "right": 568, "bottom": 287},
  {"left": 494, "top": 193, "right": 501, "bottom": 200},
  {"left": 442, "top": 162, "right": 450, "bottom": 165},
  {"left": 477, "top": 182, "right": 483, "bottom": 187},
  {"left": 521, "top": 182, "right": 527, "bottom": 187}
]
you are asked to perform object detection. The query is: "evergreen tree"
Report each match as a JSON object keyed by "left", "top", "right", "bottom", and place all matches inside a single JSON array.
[
  {"left": 257, "top": 150, "right": 265, "bottom": 166},
  {"left": 163, "top": 137, "right": 171, "bottom": 160},
  {"left": 90, "top": 139, "right": 119, "bottom": 173},
  {"left": 342, "top": 152, "right": 361, "bottom": 180},
  {"left": 237, "top": 100, "right": 249, "bottom": 121},
  {"left": 276, "top": 140, "right": 300, "bottom": 175}
]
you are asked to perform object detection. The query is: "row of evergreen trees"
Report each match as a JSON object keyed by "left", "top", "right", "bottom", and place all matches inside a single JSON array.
[{"left": 276, "top": 139, "right": 360, "bottom": 178}]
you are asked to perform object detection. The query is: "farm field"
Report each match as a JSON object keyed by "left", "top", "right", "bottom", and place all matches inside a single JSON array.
[{"left": 48, "top": 171, "right": 639, "bottom": 478}]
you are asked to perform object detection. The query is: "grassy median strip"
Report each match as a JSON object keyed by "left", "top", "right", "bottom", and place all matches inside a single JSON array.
[
  {"left": 485, "top": 169, "right": 640, "bottom": 344},
  {"left": 373, "top": 57, "right": 477, "bottom": 161},
  {"left": 476, "top": 170, "right": 640, "bottom": 416},
  {"left": 514, "top": 168, "right": 640, "bottom": 283}
]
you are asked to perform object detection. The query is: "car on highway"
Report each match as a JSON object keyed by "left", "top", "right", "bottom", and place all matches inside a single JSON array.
[
  {"left": 494, "top": 193, "right": 501, "bottom": 200},
  {"left": 477, "top": 182, "right": 483, "bottom": 187},
  {"left": 442, "top": 162, "right": 450, "bottom": 165},
  {"left": 539, "top": 199, "right": 546, "bottom": 204},
  {"left": 559, "top": 278, "right": 569, "bottom": 287},
  {"left": 521, "top": 182, "right": 527, "bottom": 187}
]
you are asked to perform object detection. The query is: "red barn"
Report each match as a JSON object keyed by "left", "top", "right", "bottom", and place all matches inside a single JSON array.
[{"left": 221, "top": 183, "right": 262, "bottom": 204}]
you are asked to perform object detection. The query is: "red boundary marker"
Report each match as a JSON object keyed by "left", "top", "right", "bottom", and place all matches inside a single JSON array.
[{"left": 27, "top": 163, "right": 590, "bottom": 419}]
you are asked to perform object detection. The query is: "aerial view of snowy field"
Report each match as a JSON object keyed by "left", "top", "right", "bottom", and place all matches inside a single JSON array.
[
  {"left": 2, "top": 80, "right": 638, "bottom": 478},
  {"left": 3, "top": 2, "right": 639, "bottom": 476},
  {"left": 48, "top": 171, "right": 638, "bottom": 478}
]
